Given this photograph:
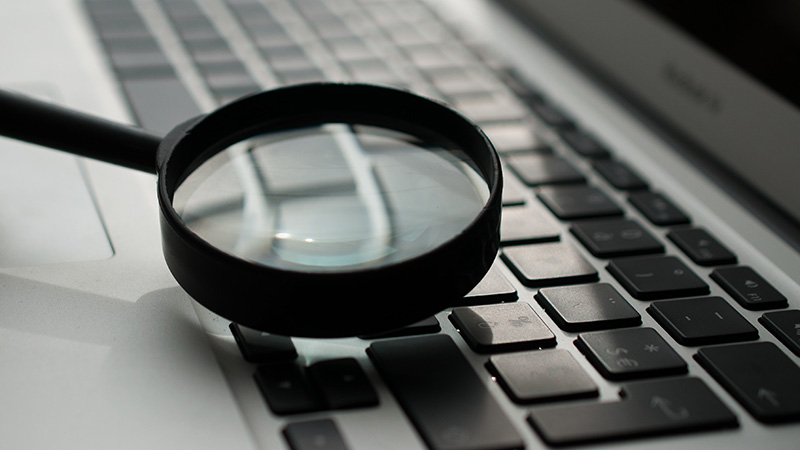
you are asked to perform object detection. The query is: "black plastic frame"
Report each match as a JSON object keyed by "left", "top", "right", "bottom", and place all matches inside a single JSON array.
[{"left": 156, "top": 83, "right": 503, "bottom": 337}]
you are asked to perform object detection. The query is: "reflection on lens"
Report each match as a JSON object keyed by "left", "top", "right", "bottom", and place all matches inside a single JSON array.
[{"left": 172, "top": 124, "right": 489, "bottom": 272}]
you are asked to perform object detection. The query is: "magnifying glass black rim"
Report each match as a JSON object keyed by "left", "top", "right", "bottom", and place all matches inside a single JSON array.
[{"left": 155, "top": 82, "right": 502, "bottom": 338}]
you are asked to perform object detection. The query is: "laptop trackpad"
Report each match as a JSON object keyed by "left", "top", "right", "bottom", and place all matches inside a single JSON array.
[{"left": 0, "top": 136, "right": 114, "bottom": 267}]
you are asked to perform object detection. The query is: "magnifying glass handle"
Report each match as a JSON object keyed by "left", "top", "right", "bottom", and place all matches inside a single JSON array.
[{"left": 0, "top": 88, "right": 162, "bottom": 173}]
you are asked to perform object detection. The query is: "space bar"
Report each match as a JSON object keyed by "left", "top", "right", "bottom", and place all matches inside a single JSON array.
[{"left": 368, "top": 335, "right": 523, "bottom": 450}]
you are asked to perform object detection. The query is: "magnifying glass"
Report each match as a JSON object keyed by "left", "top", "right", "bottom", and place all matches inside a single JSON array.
[{"left": 0, "top": 83, "right": 502, "bottom": 338}]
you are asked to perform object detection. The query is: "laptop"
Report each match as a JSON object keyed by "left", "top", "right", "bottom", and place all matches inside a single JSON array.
[{"left": 1, "top": 0, "right": 799, "bottom": 448}]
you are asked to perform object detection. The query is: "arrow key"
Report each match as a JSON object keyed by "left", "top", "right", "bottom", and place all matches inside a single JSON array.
[{"left": 695, "top": 342, "right": 800, "bottom": 423}]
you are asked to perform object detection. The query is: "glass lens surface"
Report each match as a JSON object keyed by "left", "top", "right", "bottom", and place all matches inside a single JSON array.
[{"left": 172, "top": 124, "right": 489, "bottom": 272}]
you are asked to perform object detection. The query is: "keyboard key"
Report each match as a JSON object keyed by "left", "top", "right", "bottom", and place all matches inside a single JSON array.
[
  {"left": 593, "top": 159, "right": 648, "bottom": 190},
  {"left": 647, "top": 297, "right": 759, "bottom": 346},
  {"left": 505, "top": 154, "right": 585, "bottom": 186},
  {"left": 528, "top": 100, "right": 574, "bottom": 128},
  {"left": 120, "top": 78, "right": 202, "bottom": 134},
  {"left": 461, "top": 264, "right": 518, "bottom": 306},
  {"left": 528, "top": 377, "right": 738, "bottom": 446},
  {"left": 229, "top": 323, "right": 297, "bottom": 363},
  {"left": 695, "top": 342, "right": 800, "bottom": 423},
  {"left": 538, "top": 185, "right": 624, "bottom": 220},
  {"left": 502, "top": 242, "right": 598, "bottom": 287},
  {"left": 629, "top": 192, "right": 690, "bottom": 226},
  {"left": 711, "top": 266, "right": 788, "bottom": 310},
  {"left": 560, "top": 129, "right": 610, "bottom": 158},
  {"left": 450, "top": 302, "right": 556, "bottom": 353},
  {"left": 759, "top": 310, "right": 800, "bottom": 356},
  {"left": 500, "top": 205, "right": 560, "bottom": 245},
  {"left": 488, "top": 349, "right": 598, "bottom": 404},
  {"left": 481, "top": 122, "right": 546, "bottom": 154},
  {"left": 667, "top": 228, "right": 737, "bottom": 266},
  {"left": 359, "top": 316, "right": 441, "bottom": 339},
  {"left": 283, "top": 419, "right": 349, "bottom": 450},
  {"left": 255, "top": 363, "right": 321, "bottom": 415},
  {"left": 571, "top": 219, "right": 664, "bottom": 257},
  {"left": 607, "top": 256, "right": 709, "bottom": 300},
  {"left": 306, "top": 359, "right": 378, "bottom": 410},
  {"left": 575, "top": 328, "right": 687, "bottom": 380},
  {"left": 368, "top": 335, "right": 524, "bottom": 450},
  {"left": 535, "top": 283, "right": 641, "bottom": 332}
]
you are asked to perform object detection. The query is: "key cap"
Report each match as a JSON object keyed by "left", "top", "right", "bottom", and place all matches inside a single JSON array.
[
  {"left": 255, "top": 363, "right": 321, "bottom": 415},
  {"left": 450, "top": 302, "right": 556, "bottom": 353},
  {"left": 505, "top": 154, "right": 585, "bottom": 186},
  {"left": 502, "top": 242, "right": 598, "bottom": 287},
  {"left": 359, "top": 316, "right": 441, "bottom": 339},
  {"left": 695, "top": 342, "right": 800, "bottom": 423},
  {"left": 120, "top": 78, "right": 202, "bottom": 134},
  {"left": 527, "top": 377, "right": 738, "bottom": 446},
  {"left": 481, "top": 122, "right": 546, "bottom": 154},
  {"left": 607, "top": 256, "right": 709, "bottom": 300},
  {"left": 461, "top": 264, "right": 518, "bottom": 306},
  {"left": 368, "top": 335, "right": 524, "bottom": 450},
  {"left": 575, "top": 328, "right": 687, "bottom": 380},
  {"left": 535, "top": 283, "right": 641, "bottom": 332},
  {"left": 560, "top": 129, "right": 610, "bottom": 158},
  {"left": 229, "top": 323, "right": 297, "bottom": 363},
  {"left": 667, "top": 228, "right": 737, "bottom": 266},
  {"left": 647, "top": 297, "right": 758, "bottom": 346},
  {"left": 571, "top": 219, "right": 664, "bottom": 257},
  {"left": 306, "top": 359, "right": 378, "bottom": 410},
  {"left": 629, "top": 192, "right": 690, "bottom": 226},
  {"left": 593, "top": 160, "right": 648, "bottom": 190},
  {"left": 528, "top": 100, "right": 574, "bottom": 128},
  {"left": 488, "top": 349, "right": 598, "bottom": 404},
  {"left": 283, "top": 419, "right": 349, "bottom": 450},
  {"left": 500, "top": 205, "right": 560, "bottom": 245},
  {"left": 538, "top": 185, "right": 624, "bottom": 220},
  {"left": 711, "top": 266, "right": 788, "bottom": 310},
  {"left": 759, "top": 310, "right": 800, "bottom": 356}
]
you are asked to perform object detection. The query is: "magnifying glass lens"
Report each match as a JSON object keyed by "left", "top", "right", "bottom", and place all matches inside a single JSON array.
[{"left": 173, "top": 124, "right": 489, "bottom": 273}]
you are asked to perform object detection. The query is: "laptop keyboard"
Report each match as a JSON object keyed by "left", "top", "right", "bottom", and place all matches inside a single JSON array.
[{"left": 83, "top": 0, "right": 800, "bottom": 448}]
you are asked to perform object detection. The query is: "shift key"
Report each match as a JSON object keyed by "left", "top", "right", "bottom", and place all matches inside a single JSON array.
[{"left": 368, "top": 335, "right": 523, "bottom": 450}]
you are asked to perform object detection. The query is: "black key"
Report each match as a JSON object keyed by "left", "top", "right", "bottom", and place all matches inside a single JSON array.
[
  {"left": 450, "top": 302, "right": 556, "bottom": 353},
  {"left": 607, "top": 256, "right": 709, "bottom": 300},
  {"left": 560, "top": 129, "right": 610, "bottom": 158},
  {"left": 283, "top": 419, "right": 349, "bottom": 450},
  {"left": 229, "top": 323, "right": 297, "bottom": 363},
  {"left": 711, "top": 266, "right": 788, "bottom": 310},
  {"left": 254, "top": 363, "right": 321, "bottom": 415},
  {"left": 535, "top": 283, "right": 641, "bottom": 332},
  {"left": 538, "top": 185, "right": 624, "bottom": 220},
  {"left": 629, "top": 192, "right": 690, "bottom": 226},
  {"left": 500, "top": 205, "right": 560, "bottom": 245},
  {"left": 461, "top": 264, "right": 518, "bottom": 306},
  {"left": 505, "top": 154, "right": 585, "bottom": 186},
  {"left": 488, "top": 349, "right": 598, "bottom": 404},
  {"left": 528, "top": 377, "right": 738, "bottom": 446},
  {"left": 575, "top": 328, "right": 687, "bottom": 380},
  {"left": 306, "top": 359, "right": 378, "bottom": 410},
  {"left": 571, "top": 219, "right": 664, "bottom": 257},
  {"left": 528, "top": 101, "right": 574, "bottom": 128},
  {"left": 695, "top": 342, "right": 800, "bottom": 423},
  {"left": 760, "top": 310, "right": 800, "bottom": 356},
  {"left": 359, "top": 316, "right": 441, "bottom": 339},
  {"left": 502, "top": 242, "right": 598, "bottom": 287},
  {"left": 593, "top": 160, "right": 648, "bottom": 190},
  {"left": 647, "top": 297, "right": 759, "bottom": 346},
  {"left": 368, "top": 335, "right": 524, "bottom": 450},
  {"left": 667, "top": 228, "right": 737, "bottom": 266}
]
